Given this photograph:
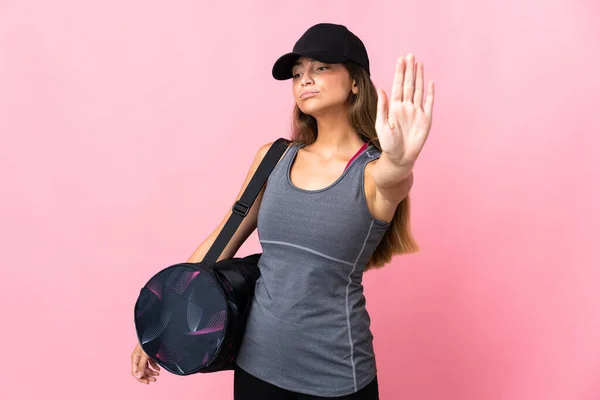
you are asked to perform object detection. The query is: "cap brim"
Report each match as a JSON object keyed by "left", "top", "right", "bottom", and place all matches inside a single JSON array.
[{"left": 271, "top": 50, "right": 348, "bottom": 80}]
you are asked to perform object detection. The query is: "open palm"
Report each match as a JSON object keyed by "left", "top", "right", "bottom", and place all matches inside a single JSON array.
[{"left": 375, "top": 53, "right": 435, "bottom": 165}]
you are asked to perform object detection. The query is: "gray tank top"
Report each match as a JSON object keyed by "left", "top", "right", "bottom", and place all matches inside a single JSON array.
[{"left": 235, "top": 142, "right": 391, "bottom": 397}]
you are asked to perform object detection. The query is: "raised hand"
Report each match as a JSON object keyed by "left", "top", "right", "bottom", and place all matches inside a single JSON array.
[{"left": 375, "top": 53, "right": 435, "bottom": 166}]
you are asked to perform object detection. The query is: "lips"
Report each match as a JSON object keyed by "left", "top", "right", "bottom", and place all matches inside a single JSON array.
[{"left": 300, "top": 91, "right": 319, "bottom": 99}]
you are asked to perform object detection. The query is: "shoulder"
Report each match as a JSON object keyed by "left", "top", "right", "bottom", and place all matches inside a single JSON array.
[
  {"left": 255, "top": 140, "right": 293, "bottom": 165},
  {"left": 257, "top": 141, "right": 274, "bottom": 157}
]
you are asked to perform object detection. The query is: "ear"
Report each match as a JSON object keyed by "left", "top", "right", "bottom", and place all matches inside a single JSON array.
[{"left": 352, "top": 80, "right": 359, "bottom": 94}]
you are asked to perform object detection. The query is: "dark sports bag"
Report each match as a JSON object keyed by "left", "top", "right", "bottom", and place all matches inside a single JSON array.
[{"left": 133, "top": 138, "right": 290, "bottom": 375}]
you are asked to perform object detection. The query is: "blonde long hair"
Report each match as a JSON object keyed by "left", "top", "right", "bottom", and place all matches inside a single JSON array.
[{"left": 289, "top": 61, "right": 419, "bottom": 270}]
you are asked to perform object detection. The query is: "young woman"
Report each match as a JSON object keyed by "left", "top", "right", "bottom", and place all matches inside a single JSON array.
[{"left": 131, "top": 23, "right": 434, "bottom": 400}]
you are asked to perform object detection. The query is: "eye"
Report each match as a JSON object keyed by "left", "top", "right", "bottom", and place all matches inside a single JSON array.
[{"left": 316, "top": 66, "right": 329, "bottom": 71}]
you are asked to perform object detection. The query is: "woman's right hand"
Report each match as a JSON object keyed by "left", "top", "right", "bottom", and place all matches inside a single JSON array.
[{"left": 131, "top": 342, "right": 160, "bottom": 384}]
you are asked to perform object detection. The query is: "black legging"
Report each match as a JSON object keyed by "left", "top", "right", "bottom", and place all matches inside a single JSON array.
[{"left": 233, "top": 365, "right": 379, "bottom": 400}]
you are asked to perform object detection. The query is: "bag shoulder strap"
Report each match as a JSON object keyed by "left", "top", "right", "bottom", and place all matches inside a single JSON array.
[{"left": 201, "top": 138, "right": 291, "bottom": 265}]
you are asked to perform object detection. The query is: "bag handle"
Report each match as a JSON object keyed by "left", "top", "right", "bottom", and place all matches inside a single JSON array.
[{"left": 201, "top": 138, "right": 291, "bottom": 266}]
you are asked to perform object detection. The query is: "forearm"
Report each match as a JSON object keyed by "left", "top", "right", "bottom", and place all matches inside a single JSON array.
[
  {"left": 373, "top": 152, "right": 414, "bottom": 189},
  {"left": 186, "top": 236, "right": 216, "bottom": 263},
  {"left": 185, "top": 222, "right": 245, "bottom": 264}
]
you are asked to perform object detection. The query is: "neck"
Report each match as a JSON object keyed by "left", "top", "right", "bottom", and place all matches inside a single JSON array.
[{"left": 310, "top": 110, "right": 366, "bottom": 157}]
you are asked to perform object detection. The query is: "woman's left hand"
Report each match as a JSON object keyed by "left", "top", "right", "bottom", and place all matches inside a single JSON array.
[{"left": 375, "top": 53, "right": 435, "bottom": 166}]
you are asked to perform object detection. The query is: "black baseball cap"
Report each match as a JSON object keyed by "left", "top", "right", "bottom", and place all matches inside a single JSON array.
[{"left": 272, "top": 23, "right": 370, "bottom": 80}]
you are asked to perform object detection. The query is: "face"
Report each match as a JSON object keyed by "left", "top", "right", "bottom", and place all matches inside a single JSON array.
[{"left": 291, "top": 56, "right": 358, "bottom": 117}]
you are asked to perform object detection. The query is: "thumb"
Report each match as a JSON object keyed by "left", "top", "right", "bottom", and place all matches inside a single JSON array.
[{"left": 375, "top": 88, "right": 389, "bottom": 132}]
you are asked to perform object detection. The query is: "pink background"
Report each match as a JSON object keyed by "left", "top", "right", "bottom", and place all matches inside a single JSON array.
[{"left": 1, "top": 0, "right": 599, "bottom": 399}]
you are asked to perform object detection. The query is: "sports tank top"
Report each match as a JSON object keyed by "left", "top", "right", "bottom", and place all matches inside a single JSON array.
[{"left": 235, "top": 142, "right": 391, "bottom": 397}]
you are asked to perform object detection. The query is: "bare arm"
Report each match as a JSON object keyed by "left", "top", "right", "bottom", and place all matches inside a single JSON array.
[
  {"left": 185, "top": 141, "right": 279, "bottom": 263},
  {"left": 371, "top": 155, "right": 414, "bottom": 204},
  {"left": 365, "top": 160, "right": 413, "bottom": 223},
  {"left": 130, "top": 143, "right": 280, "bottom": 385}
]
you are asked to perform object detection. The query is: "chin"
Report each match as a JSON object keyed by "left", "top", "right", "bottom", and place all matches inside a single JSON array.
[
  {"left": 298, "top": 105, "right": 317, "bottom": 116},
  {"left": 297, "top": 100, "right": 334, "bottom": 117}
]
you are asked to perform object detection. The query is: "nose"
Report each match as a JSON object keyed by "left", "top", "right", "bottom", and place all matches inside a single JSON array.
[{"left": 300, "top": 71, "right": 314, "bottom": 86}]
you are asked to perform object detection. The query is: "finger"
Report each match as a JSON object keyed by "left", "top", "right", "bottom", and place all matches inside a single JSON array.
[
  {"left": 375, "top": 88, "right": 390, "bottom": 131},
  {"left": 131, "top": 353, "right": 142, "bottom": 377},
  {"left": 141, "top": 367, "right": 158, "bottom": 382},
  {"left": 134, "top": 353, "right": 148, "bottom": 379},
  {"left": 424, "top": 80, "right": 435, "bottom": 119},
  {"left": 390, "top": 57, "right": 405, "bottom": 102},
  {"left": 135, "top": 368, "right": 158, "bottom": 384},
  {"left": 403, "top": 53, "right": 416, "bottom": 103},
  {"left": 148, "top": 358, "right": 161, "bottom": 373},
  {"left": 414, "top": 62, "right": 424, "bottom": 109}
]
